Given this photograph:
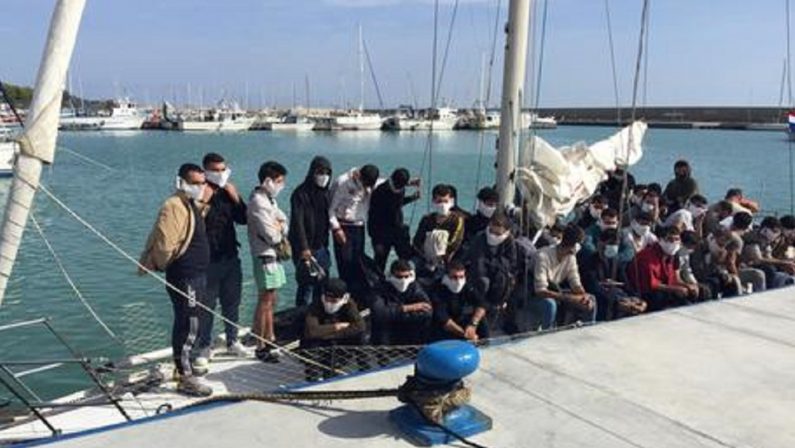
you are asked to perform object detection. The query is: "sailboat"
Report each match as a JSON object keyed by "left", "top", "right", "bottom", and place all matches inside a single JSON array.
[{"left": 2, "top": 1, "right": 795, "bottom": 446}]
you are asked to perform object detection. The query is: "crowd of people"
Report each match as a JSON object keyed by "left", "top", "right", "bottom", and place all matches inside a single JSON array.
[{"left": 139, "top": 154, "right": 795, "bottom": 397}]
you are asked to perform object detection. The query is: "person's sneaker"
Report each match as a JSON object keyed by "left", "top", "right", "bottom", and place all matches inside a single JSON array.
[
  {"left": 177, "top": 376, "right": 213, "bottom": 397},
  {"left": 191, "top": 362, "right": 209, "bottom": 376},
  {"left": 227, "top": 340, "right": 251, "bottom": 357},
  {"left": 255, "top": 347, "right": 281, "bottom": 363}
]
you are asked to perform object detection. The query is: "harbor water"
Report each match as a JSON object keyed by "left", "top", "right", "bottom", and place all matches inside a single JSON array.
[{"left": 0, "top": 126, "right": 790, "bottom": 399}]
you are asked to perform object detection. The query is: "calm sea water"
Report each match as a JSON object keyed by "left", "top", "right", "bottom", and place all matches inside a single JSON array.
[{"left": 0, "top": 126, "right": 791, "bottom": 398}]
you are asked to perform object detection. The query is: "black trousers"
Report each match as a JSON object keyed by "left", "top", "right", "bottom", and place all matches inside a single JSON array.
[{"left": 166, "top": 274, "right": 206, "bottom": 376}]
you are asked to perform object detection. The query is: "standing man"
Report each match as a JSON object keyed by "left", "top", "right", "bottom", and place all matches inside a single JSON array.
[
  {"left": 663, "top": 160, "right": 700, "bottom": 211},
  {"left": 194, "top": 153, "right": 248, "bottom": 367},
  {"left": 289, "top": 156, "right": 333, "bottom": 307},
  {"left": 368, "top": 168, "right": 421, "bottom": 272},
  {"left": 329, "top": 164, "right": 380, "bottom": 297},
  {"left": 139, "top": 163, "right": 212, "bottom": 397}
]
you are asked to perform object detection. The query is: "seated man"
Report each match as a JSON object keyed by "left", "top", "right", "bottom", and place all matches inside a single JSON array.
[
  {"left": 619, "top": 212, "right": 658, "bottom": 263},
  {"left": 626, "top": 226, "right": 698, "bottom": 311},
  {"left": 429, "top": 261, "right": 488, "bottom": 342},
  {"left": 467, "top": 212, "right": 519, "bottom": 311},
  {"left": 413, "top": 184, "right": 466, "bottom": 278},
  {"left": 664, "top": 194, "right": 708, "bottom": 235},
  {"left": 725, "top": 188, "right": 760, "bottom": 214},
  {"left": 677, "top": 230, "right": 713, "bottom": 301},
  {"left": 535, "top": 222, "right": 565, "bottom": 249},
  {"left": 741, "top": 216, "right": 795, "bottom": 289},
  {"left": 728, "top": 211, "right": 767, "bottom": 293},
  {"left": 464, "top": 186, "right": 499, "bottom": 243},
  {"left": 301, "top": 278, "right": 366, "bottom": 380},
  {"left": 580, "top": 229, "right": 646, "bottom": 321},
  {"left": 773, "top": 214, "right": 795, "bottom": 260},
  {"left": 704, "top": 200, "right": 734, "bottom": 236},
  {"left": 370, "top": 259, "right": 433, "bottom": 346},
  {"left": 576, "top": 194, "right": 607, "bottom": 230},
  {"left": 583, "top": 208, "right": 619, "bottom": 255},
  {"left": 528, "top": 224, "right": 596, "bottom": 330}
]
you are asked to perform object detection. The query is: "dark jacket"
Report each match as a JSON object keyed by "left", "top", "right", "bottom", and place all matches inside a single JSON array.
[
  {"left": 370, "top": 280, "right": 432, "bottom": 323},
  {"left": 464, "top": 212, "right": 490, "bottom": 243},
  {"left": 413, "top": 212, "right": 466, "bottom": 260},
  {"left": 430, "top": 281, "right": 485, "bottom": 327},
  {"left": 663, "top": 175, "right": 699, "bottom": 209},
  {"left": 367, "top": 182, "right": 419, "bottom": 240},
  {"left": 289, "top": 157, "right": 332, "bottom": 255},
  {"left": 303, "top": 299, "right": 365, "bottom": 342},
  {"left": 467, "top": 231, "right": 519, "bottom": 282},
  {"left": 205, "top": 185, "right": 247, "bottom": 262}
]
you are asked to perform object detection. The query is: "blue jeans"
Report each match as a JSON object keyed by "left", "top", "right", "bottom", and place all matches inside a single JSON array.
[
  {"left": 196, "top": 258, "right": 242, "bottom": 350},
  {"left": 526, "top": 296, "right": 597, "bottom": 330},
  {"left": 294, "top": 247, "right": 331, "bottom": 307}
]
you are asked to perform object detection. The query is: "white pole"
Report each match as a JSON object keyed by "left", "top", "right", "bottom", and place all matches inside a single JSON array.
[
  {"left": 0, "top": 0, "right": 86, "bottom": 307},
  {"left": 496, "top": 0, "right": 532, "bottom": 208},
  {"left": 358, "top": 24, "right": 365, "bottom": 112}
]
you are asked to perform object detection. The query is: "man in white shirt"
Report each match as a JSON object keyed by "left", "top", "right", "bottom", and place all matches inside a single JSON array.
[
  {"left": 664, "top": 194, "right": 708, "bottom": 234},
  {"left": 329, "top": 164, "right": 380, "bottom": 296}
]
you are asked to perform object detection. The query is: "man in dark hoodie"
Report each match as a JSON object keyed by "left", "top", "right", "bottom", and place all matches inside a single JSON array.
[
  {"left": 663, "top": 160, "right": 700, "bottom": 211},
  {"left": 370, "top": 259, "right": 432, "bottom": 345},
  {"left": 289, "top": 156, "right": 333, "bottom": 307},
  {"left": 368, "top": 168, "right": 421, "bottom": 272}
]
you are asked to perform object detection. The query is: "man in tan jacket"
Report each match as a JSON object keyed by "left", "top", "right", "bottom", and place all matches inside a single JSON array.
[{"left": 139, "top": 163, "right": 213, "bottom": 397}]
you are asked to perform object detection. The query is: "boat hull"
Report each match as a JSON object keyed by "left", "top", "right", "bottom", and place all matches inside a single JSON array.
[{"left": 178, "top": 118, "right": 254, "bottom": 132}]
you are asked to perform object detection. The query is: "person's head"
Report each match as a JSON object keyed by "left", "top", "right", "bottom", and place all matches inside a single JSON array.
[
  {"left": 476, "top": 187, "right": 499, "bottom": 218},
  {"left": 598, "top": 228, "right": 619, "bottom": 259},
  {"left": 388, "top": 259, "right": 415, "bottom": 293},
  {"left": 588, "top": 195, "right": 607, "bottom": 218},
  {"left": 177, "top": 163, "right": 205, "bottom": 201},
  {"left": 321, "top": 278, "right": 350, "bottom": 315},
  {"left": 686, "top": 194, "right": 709, "bottom": 218},
  {"left": 611, "top": 168, "right": 626, "bottom": 180},
  {"left": 647, "top": 183, "right": 663, "bottom": 196},
  {"left": 486, "top": 212, "right": 512, "bottom": 246},
  {"left": 559, "top": 224, "right": 585, "bottom": 256},
  {"left": 715, "top": 200, "right": 734, "bottom": 220},
  {"left": 547, "top": 222, "right": 565, "bottom": 245},
  {"left": 389, "top": 168, "right": 410, "bottom": 191},
  {"left": 309, "top": 156, "right": 332, "bottom": 188},
  {"left": 631, "top": 212, "right": 653, "bottom": 237},
  {"left": 442, "top": 260, "right": 467, "bottom": 294},
  {"left": 759, "top": 216, "right": 782, "bottom": 242},
  {"left": 681, "top": 230, "right": 700, "bottom": 253},
  {"left": 725, "top": 188, "right": 743, "bottom": 203},
  {"left": 674, "top": 160, "right": 691, "bottom": 179},
  {"left": 598, "top": 208, "right": 619, "bottom": 230},
  {"left": 358, "top": 164, "right": 380, "bottom": 189},
  {"left": 641, "top": 191, "right": 659, "bottom": 213},
  {"left": 631, "top": 184, "right": 648, "bottom": 205},
  {"left": 447, "top": 184, "right": 459, "bottom": 203},
  {"left": 258, "top": 161, "right": 288, "bottom": 197},
  {"left": 658, "top": 226, "right": 682, "bottom": 256},
  {"left": 202, "top": 153, "right": 231, "bottom": 188},
  {"left": 780, "top": 215, "right": 795, "bottom": 238},
  {"left": 731, "top": 211, "right": 753, "bottom": 233},
  {"left": 431, "top": 184, "right": 455, "bottom": 216}
]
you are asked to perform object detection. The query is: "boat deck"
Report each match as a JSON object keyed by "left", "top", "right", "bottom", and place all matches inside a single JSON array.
[{"left": 12, "top": 288, "right": 795, "bottom": 447}]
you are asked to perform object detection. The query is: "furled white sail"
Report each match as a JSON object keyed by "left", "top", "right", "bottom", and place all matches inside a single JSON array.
[
  {"left": 0, "top": 0, "right": 86, "bottom": 306},
  {"left": 516, "top": 121, "right": 647, "bottom": 228}
]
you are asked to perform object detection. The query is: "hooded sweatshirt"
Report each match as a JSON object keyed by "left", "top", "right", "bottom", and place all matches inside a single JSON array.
[
  {"left": 289, "top": 156, "right": 332, "bottom": 255},
  {"left": 663, "top": 164, "right": 699, "bottom": 209}
]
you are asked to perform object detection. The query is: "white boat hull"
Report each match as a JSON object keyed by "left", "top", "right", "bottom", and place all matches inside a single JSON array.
[
  {"left": 100, "top": 116, "right": 145, "bottom": 131},
  {"left": 332, "top": 115, "right": 383, "bottom": 131},
  {"left": 178, "top": 118, "right": 254, "bottom": 132},
  {"left": 266, "top": 122, "right": 315, "bottom": 132},
  {"left": 383, "top": 117, "right": 457, "bottom": 131},
  {"left": 0, "top": 141, "right": 15, "bottom": 176}
]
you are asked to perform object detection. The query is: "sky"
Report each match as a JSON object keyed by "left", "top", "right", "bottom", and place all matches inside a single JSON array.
[{"left": 0, "top": 0, "right": 790, "bottom": 108}]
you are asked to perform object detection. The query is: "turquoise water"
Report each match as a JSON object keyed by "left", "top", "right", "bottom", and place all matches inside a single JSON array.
[{"left": 0, "top": 126, "right": 791, "bottom": 398}]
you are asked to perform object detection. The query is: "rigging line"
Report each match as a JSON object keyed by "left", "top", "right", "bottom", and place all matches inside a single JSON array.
[
  {"left": 641, "top": 0, "right": 651, "bottom": 107},
  {"left": 361, "top": 39, "right": 386, "bottom": 110},
  {"left": 30, "top": 213, "right": 121, "bottom": 343},
  {"left": 34, "top": 184, "right": 344, "bottom": 377},
  {"left": 787, "top": 0, "right": 794, "bottom": 214},
  {"left": 433, "top": 0, "right": 461, "bottom": 107},
  {"left": 531, "top": 0, "right": 549, "bottom": 112},
  {"left": 57, "top": 146, "right": 115, "bottom": 172},
  {"left": 604, "top": 0, "right": 622, "bottom": 126},
  {"left": 473, "top": 0, "right": 502, "bottom": 195},
  {"left": 0, "top": 80, "right": 26, "bottom": 127},
  {"left": 426, "top": 0, "right": 441, "bottom": 210}
]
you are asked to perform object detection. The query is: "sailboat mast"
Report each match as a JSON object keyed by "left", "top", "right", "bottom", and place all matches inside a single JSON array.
[
  {"left": 358, "top": 24, "right": 365, "bottom": 112},
  {"left": 496, "top": 0, "right": 532, "bottom": 208},
  {"left": 0, "top": 0, "right": 86, "bottom": 306}
]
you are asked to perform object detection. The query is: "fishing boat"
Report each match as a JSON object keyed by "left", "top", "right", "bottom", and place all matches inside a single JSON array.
[
  {"left": 382, "top": 107, "right": 458, "bottom": 131},
  {"left": 176, "top": 101, "right": 254, "bottom": 132},
  {"left": 266, "top": 114, "right": 315, "bottom": 132},
  {"left": 59, "top": 97, "right": 145, "bottom": 131}
]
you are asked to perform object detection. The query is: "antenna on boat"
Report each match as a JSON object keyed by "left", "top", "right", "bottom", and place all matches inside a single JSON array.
[
  {"left": 496, "top": 0, "right": 532, "bottom": 209},
  {"left": 0, "top": 0, "right": 86, "bottom": 307},
  {"left": 358, "top": 23, "right": 365, "bottom": 112}
]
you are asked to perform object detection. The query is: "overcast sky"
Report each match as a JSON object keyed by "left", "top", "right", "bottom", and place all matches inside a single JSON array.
[{"left": 0, "top": 0, "right": 790, "bottom": 108}]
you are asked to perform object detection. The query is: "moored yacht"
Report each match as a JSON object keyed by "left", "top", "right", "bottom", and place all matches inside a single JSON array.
[
  {"left": 266, "top": 114, "right": 315, "bottom": 131},
  {"left": 382, "top": 106, "right": 458, "bottom": 131},
  {"left": 177, "top": 101, "right": 254, "bottom": 132}
]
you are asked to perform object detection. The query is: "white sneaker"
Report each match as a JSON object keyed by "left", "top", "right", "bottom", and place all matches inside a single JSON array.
[
  {"left": 227, "top": 341, "right": 251, "bottom": 357},
  {"left": 193, "top": 356, "right": 209, "bottom": 369}
]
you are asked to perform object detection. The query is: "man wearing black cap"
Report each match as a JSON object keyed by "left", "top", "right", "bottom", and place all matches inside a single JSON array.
[
  {"left": 368, "top": 167, "right": 421, "bottom": 272},
  {"left": 329, "top": 164, "right": 380, "bottom": 296}
]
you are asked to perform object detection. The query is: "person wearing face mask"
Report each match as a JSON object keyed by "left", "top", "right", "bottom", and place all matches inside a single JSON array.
[
  {"left": 741, "top": 216, "right": 795, "bottom": 288},
  {"left": 579, "top": 229, "right": 647, "bottom": 321},
  {"left": 630, "top": 191, "right": 661, "bottom": 224},
  {"left": 773, "top": 214, "right": 795, "bottom": 260},
  {"left": 536, "top": 222, "right": 566, "bottom": 249},
  {"left": 582, "top": 208, "right": 619, "bottom": 255},
  {"left": 429, "top": 261, "right": 487, "bottom": 342},
  {"left": 576, "top": 195, "right": 607, "bottom": 230},
  {"left": 301, "top": 278, "right": 366, "bottom": 381},
  {"left": 289, "top": 156, "right": 333, "bottom": 308},
  {"left": 664, "top": 194, "right": 708, "bottom": 236},
  {"left": 675, "top": 231, "right": 712, "bottom": 301},
  {"left": 467, "top": 212, "right": 518, "bottom": 314},
  {"left": 626, "top": 226, "right": 698, "bottom": 311},
  {"left": 369, "top": 259, "right": 432, "bottom": 346},
  {"left": 704, "top": 200, "right": 734, "bottom": 236},
  {"left": 139, "top": 163, "right": 212, "bottom": 397},
  {"left": 247, "top": 161, "right": 290, "bottom": 362},
  {"left": 598, "top": 168, "right": 636, "bottom": 211},
  {"left": 413, "top": 184, "right": 466, "bottom": 277},
  {"left": 368, "top": 168, "right": 422, "bottom": 272},
  {"left": 528, "top": 224, "right": 596, "bottom": 329},
  {"left": 725, "top": 211, "right": 767, "bottom": 293},
  {"left": 619, "top": 212, "right": 658, "bottom": 264},
  {"left": 192, "top": 153, "right": 249, "bottom": 366},
  {"left": 464, "top": 187, "right": 499, "bottom": 244},
  {"left": 329, "top": 164, "right": 380, "bottom": 297},
  {"left": 663, "top": 160, "right": 700, "bottom": 211}
]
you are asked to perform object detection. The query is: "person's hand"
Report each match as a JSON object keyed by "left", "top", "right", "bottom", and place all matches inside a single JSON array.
[
  {"left": 301, "top": 249, "right": 312, "bottom": 261},
  {"left": 333, "top": 228, "right": 347, "bottom": 245},
  {"left": 781, "top": 262, "right": 795, "bottom": 275},
  {"left": 685, "top": 283, "right": 699, "bottom": 298},
  {"left": 672, "top": 285, "right": 690, "bottom": 298},
  {"left": 333, "top": 322, "right": 350, "bottom": 331},
  {"left": 137, "top": 263, "right": 153, "bottom": 276},
  {"left": 403, "top": 302, "right": 432, "bottom": 313},
  {"left": 464, "top": 325, "right": 479, "bottom": 342},
  {"left": 224, "top": 182, "right": 240, "bottom": 203},
  {"left": 409, "top": 177, "right": 421, "bottom": 187}
]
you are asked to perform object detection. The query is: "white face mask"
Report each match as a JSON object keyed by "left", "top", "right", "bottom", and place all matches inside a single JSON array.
[
  {"left": 388, "top": 273, "right": 415, "bottom": 293},
  {"left": 604, "top": 244, "right": 619, "bottom": 258},
  {"left": 631, "top": 221, "right": 650, "bottom": 237},
  {"left": 659, "top": 240, "right": 681, "bottom": 256},
  {"left": 178, "top": 178, "right": 204, "bottom": 201},
  {"left": 314, "top": 174, "right": 330, "bottom": 188},
  {"left": 205, "top": 168, "right": 231, "bottom": 188},
  {"left": 641, "top": 202, "right": 655, "bottom": 213},
  {"left": 687, "top": 203, "right": 706, "bottom": 218},
  {"left": 551, "top": 236, "right": 562, "bottom": 246},
  {"left": 477, "top": 201, "right": 496, "bottom": 219},
  {"left": 680, "top": 247, "right": 694, "bottom": 257},
  {"left": 719, "top": 216, "right": 734, "bottom": 230},
  {"left": 442, "top": 275, "right": 466, "bottom": 294},
  {"left": 433, "top": 201, "right": 453, "bottom": 216},
  {"left": 322, "top": 294, "right": 349, "bottom": 314},
  {"left": 589, "top": 205, "right": 602, "bottom": 219},
  {"left": 263, "top": 178, "right": 285, "bottom": 197},
  {"left": 487, "top": 230, "right": 509, "bottom": 247},
  {"left": 573, "top": 242, "right": 582, "bottom": 254}
]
